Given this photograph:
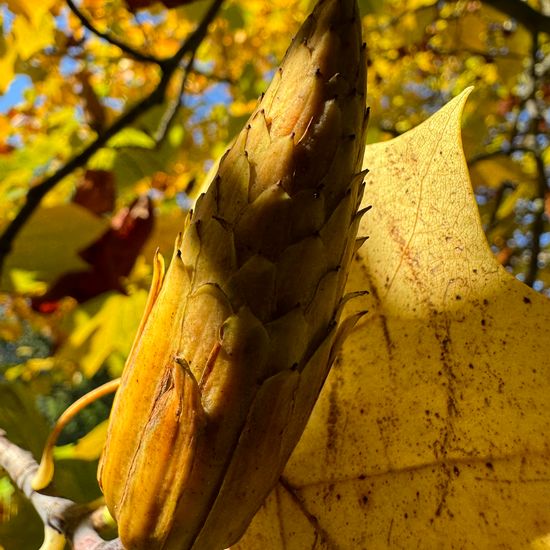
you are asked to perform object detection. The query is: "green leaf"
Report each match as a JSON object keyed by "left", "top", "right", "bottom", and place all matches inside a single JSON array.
[
  {"left": 0, "top": 382, "right": 48, "bottom": 457},
  {"left": 358, "top": 0, "right": 385, "bottom": 15},
  {"left": 0, "top": 486, "right": 43, "bottom": 550},
  {"left": 56, "top": 289, "right": 148, "bottom": 378},
  {"left": 223, "top": 3, "right": 245, "bottom": 28},
  {"left": 107, "top": 127, "right": 157, "bottom": 149},
  {"left": 1, "top": 204, "right": 108, "bottom": 290},
  {"left": 54, "top": 419, "right": 108, "bottom": 461}
]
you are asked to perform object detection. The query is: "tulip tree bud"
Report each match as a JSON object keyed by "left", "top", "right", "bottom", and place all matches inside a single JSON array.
[{"left": 98, "top": 0, "right": 368, "bottom": 548}]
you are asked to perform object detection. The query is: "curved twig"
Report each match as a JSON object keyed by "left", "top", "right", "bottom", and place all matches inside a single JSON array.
[
  {"left": 0, "top": 430, "right": 122, "bottom": 549},
  {"left": 481, "top": 0, "right": 550, "bottom": 34},
  {"left": 66, "top": 0, "right": 162, "bottom": 64},
  {"left": 153, "top": 51, "right": 196, "bottom": 145}
]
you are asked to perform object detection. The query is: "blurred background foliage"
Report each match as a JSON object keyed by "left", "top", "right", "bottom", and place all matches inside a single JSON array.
[{"left": 0, "top": 0, "right": 548, "bottom": 546}]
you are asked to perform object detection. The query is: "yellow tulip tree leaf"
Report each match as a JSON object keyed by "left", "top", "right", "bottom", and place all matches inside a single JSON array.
[
  {"left": 12, "top": 12, "right": 55, "bottom": 60},
  {"left": 54, "top": 420, "right": 109, "bottom": 461},
  {"left": 55, "top": 289, "right": 148, "bottom": 378},
  {"left": 234, "top": 89, "right": 550, "bottom": 549},
  {"left": 0, "top": 204, "right": 108, "bottom": 291},
  {"left": 0, "top": 38, "right": 17, "bottom": 95}
]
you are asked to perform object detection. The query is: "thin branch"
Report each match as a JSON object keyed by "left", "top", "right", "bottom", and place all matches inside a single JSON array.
[
  {"left": 0, "top": 430, "right": 71, "bottom": 530},
  {"left": 153, "top": 52, "right": 196, "bottom": 145},
  {"left": 524, "top": 152, "right": 548, "bottom": 287},
  {"left": 0, "top": 430, "right": 122, "bottom": 549},
  {"left": 482, "top": 0, "right": 550, "bottom": 34},
  {"left": 375, "top": 2, "right": 439, "bottom": 31},
  {"left": 0, "top": 0, "right": 224, "bottom": 275},
  {"left": 377, "top": 123, "right": 401, "bottom": 138},
  {"left": 66, "top": 0, "right": 162, "bottom": 64},
  {"left": 485, "top": 181, "right": 516, "bottom": 233},
  {"left": 166, "top": 0, "right": 224, "bottom": 74},
  {"left": 467, "top": 150, "right": 506, "bottom": 165},
  {"left": 523, "top": 31, "right": 547, "bottom": 287},
  {"left": 72, "top": 518, "right": 123, "bottom": 550},
  {"left": 427, "top": 45, "right": 525, "bottom": 61},
  {"left": 154, "top": 63, "right": 239, "bottom": 149},
  {"left": 467, "top": 146, "right": 535, "bottom": 166}
]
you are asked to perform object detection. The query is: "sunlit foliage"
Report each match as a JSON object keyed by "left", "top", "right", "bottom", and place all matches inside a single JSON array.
[{"left": 0, "top": 1, "right": 548, "bottom": 545}]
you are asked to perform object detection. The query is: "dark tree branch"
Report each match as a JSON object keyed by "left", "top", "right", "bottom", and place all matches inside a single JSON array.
[
  {"left": 377, "top": 2, "right": 439, "bottom": 30},
  {"left": 0, "top": 0, "right": 224, "bottom": 275},
  {"left": 473, "top": 25, "right": 549, "bottom": 289},
  {"left": 377, "top": 124, "right": 401, "bottom": 138},
  {"left": 72, "top": 517, "right": 123, "bottom": 550},
  {"left": 522, "top": 29, "right": 547, "bottom": 287},
  {"left": 153, "top": 52, "right": 196, "bottom": 145},
  {"left": 66, "top": 0, "right": 162, "bottom": 64},
  {"left": 164, "top": 0, "right": 224, "bottom": 74},
  {"left": 482, "top": 0, "right": 550, "bottom": 34},
  {"left": 0, "top": 430, "right": 122, "bottom": 549},
  {"left": 520, "top": 25, "right": 546, "bottom": 289},
  {"left": 524, "top": 152, "right": 548, "bottom": 288},
  {"left": 467, "top": 146, "right": 534, "bottom": 166},
  {"left": 485, "top": 181, "right": 516, "bottom": 233},
  {"left": 427, "top": 45, "right": 525, "bottom": 60}
]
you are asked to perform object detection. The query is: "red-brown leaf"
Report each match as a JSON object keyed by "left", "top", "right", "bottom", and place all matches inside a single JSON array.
[
  {"left": 32, "top": 195, "right": 154, "bottom": 310},
  {"left": 72, "top": 169, "right": 116, "bottom": 216}
]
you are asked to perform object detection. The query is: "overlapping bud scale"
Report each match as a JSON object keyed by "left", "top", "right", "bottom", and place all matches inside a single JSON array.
[{"left": 98, "top": 0, "right": 368, "bottom": 548}]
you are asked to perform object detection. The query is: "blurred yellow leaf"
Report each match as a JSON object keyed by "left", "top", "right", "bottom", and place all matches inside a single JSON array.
[
  {"left": 0, "top": 41, "right": 17, "bottom": 95},
  {"left": 443, "top": 12, "right": 487, "bottom": 53},
  {"left": 469, "top": 155, "right": 532, "bottom": 190},
  {"left": 0, "top": 312, "right": 22, "bottom": 342},
  {"left": 406, "top": 0, "right": 437, "bottom": 8},
  {"left": 7, "top": 269, "right": 47, "bottom": 294},
  {"left": 141, "top": 208, "right": 187, "bottom": 261},
  {"left": 12, "top": 13, "right": 55, "bottom": 60},
  {"left": 235, "top": 89, "right": 550, "bottom": 548},
  {"left": 1, "top": 204, "right": 108, "bottom": 290},
  {"left": 54, "top": 420, "right": 108, "bottom": 461},
  {"left": 495, "top": 180, "right": 538, "bottom": 221},
  {"left": 6, "top": 0, "right": 58, "bottom": 22},
  {"left": 415, "top": 51, "right": 433, "bottom": 72},
  {"left": 56, "top": 289, "right": 148, "bottom": 378}
]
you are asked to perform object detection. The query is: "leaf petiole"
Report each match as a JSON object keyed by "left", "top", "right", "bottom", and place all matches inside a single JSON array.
[{"left": 32, "top": 378, "right": 121, "bottom": 491}]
